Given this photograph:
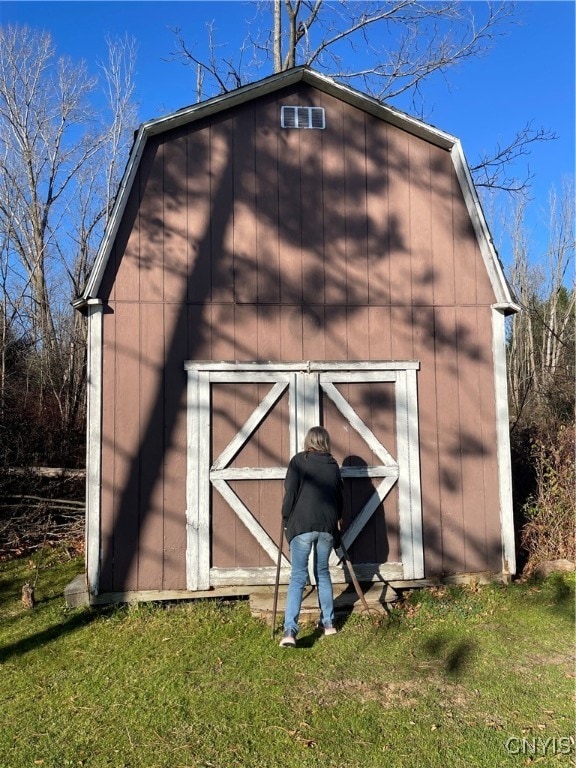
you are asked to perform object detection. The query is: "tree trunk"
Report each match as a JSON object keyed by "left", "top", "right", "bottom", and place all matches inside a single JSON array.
[{"left": 273, "top": 1, "right": 282, "bottom": 73}]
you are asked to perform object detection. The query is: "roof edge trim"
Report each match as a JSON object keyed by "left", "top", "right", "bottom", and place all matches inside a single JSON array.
[
  {"left": 450, "top": 141, "right": 516, "bottom": 307},
  {"left": 81, "top": 125, "right": 148, "bottom": 300},
  {"left": 142, "top": 67, "right": 457, "bottom": 149}
]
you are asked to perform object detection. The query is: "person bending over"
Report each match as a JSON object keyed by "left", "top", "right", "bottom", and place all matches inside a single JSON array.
[{"left": 279, "top": 426, "right": 343, "bottom": 648}]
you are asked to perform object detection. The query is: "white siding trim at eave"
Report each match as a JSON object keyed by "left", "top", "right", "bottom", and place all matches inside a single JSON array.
[
  {"left": 450, "top": 141, "right": 516, "bottom": 308},
  {"left": 83, "top": 125, "right": 148, "bottom": 299},
  {"left": 86, "top": 300, "right": 103, "bottom": 594},
  {"left": 491, "top": 306, "right": 516, "bottom": 575}
]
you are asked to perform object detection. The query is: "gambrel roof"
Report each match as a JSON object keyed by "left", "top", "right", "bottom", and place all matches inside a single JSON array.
[{"left": 77, "top": 66, "right": 518, "bottom": 313}]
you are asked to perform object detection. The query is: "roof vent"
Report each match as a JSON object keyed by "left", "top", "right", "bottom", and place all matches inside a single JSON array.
[{"left": 281, "top": 106, "right": 325, "bottom": 129}]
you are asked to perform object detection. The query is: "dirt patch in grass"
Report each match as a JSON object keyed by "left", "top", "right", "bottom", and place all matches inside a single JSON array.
[
  {"left": 513, "top": 649, "right": 575, "bottom": 676},
  {"left": 317, "top": 677, "right": 474, "bottom": 711},
  {"left": 319, "top": 678, "right": 420, "bottom": 707}
]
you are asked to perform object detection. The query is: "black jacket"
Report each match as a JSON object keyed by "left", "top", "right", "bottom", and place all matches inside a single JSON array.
[{"left": 281, "top": 450, "right": 343, "bottom": 543}]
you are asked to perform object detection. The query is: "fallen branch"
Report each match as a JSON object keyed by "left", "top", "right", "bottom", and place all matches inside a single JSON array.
[
  {"left": 2, "top": 495, "right": 84, "bottom": 508},
  {"left": 6, "top": 467, "right": 85, "bottom": 479}
]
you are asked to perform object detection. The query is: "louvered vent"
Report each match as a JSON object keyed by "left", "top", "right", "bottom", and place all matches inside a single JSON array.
[{"left": 281, "top": 106, "right": 325, "bottom": 129}]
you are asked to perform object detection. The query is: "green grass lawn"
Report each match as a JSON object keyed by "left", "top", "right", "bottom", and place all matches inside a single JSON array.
[{"left": 1, "top": 548, "right": 574, "bottom": 768}]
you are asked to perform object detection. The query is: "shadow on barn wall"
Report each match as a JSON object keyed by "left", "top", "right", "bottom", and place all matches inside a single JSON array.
[{"left": 97, "top": 82, "right": 501, "bottom": 592}]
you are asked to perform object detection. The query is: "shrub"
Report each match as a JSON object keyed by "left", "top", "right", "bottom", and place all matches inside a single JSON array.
[{"left": 520, "top": 423, "right": 575, "bottom": 573}]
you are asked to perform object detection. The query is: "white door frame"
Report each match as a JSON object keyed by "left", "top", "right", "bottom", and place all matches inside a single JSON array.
[{"left": 184, "top": 361, "right": 423, "bottom": 590}]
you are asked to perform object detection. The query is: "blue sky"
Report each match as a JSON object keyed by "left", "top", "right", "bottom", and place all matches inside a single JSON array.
[{"left": 1, "top": 0, "right": 574, "bottom": 269}]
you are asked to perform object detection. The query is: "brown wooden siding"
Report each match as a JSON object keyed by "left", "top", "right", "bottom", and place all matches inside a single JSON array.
[{"left": 98, "top": 83, "right": 503, "bottom": 592}]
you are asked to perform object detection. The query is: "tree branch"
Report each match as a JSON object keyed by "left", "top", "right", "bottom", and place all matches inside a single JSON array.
[{"left": 470, "top": 123, "right": 558, "bottom": 194}]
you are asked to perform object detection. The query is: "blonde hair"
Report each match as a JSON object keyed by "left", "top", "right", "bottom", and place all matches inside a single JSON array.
[{"left": 304, "top": 426, "right": 331, "bottom": 453}]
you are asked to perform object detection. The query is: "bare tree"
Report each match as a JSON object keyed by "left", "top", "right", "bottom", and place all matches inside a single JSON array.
[
  {"left": 0, "top": 27, "right": 93, "bottom": 356},
  {"left": 541, "top": 181, "right": 576, "bottom": 399},
  {"left": 170, "top": 0, "right": 555, "bottom": 194},
  {"left": 272, "top": 1, "right": 506, "bottom": 99},
  {"left": 507, "top": 178, "right": 575, "bottom": 429},
  {"left": 0, "top": 25, "right": 137, "bottom": 464},
  {"left": 173, "top": 1, "right": 515, "bottom": 98},
  {"left": 507, "top": 197, "right": 536, "bottom": 422}
]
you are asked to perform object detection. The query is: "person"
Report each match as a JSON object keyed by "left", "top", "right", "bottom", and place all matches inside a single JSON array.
[{"left": 279, "top": 426, "right": 343, "bottom": 648}]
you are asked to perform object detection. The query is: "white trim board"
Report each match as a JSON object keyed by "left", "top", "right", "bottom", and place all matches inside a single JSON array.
[
  {"left": 491, "top": 307, "right": 516, "bottom": 575},
  {"left": 85, "top": 301, "right": 103, "bottom": 595},
  {"left": 184, "top": 360, "right": 421, "bottom": 372}
]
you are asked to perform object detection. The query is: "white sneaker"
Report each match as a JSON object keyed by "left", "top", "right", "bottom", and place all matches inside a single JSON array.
[
  {"left": 279, "top": 630, "right": 297, "bottom": 647},
  {"left": 316, "top": 621, "right": 337, "bottom": 636}
]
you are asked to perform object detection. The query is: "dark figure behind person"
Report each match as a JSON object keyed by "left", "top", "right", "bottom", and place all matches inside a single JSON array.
[{"left": 279, "top": 426, "right": 343, "bottom": 648}]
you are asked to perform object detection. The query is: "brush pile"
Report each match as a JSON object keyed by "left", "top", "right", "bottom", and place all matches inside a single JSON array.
[{"left": 0, "top": 468, "right": 84, "bottom": 560}]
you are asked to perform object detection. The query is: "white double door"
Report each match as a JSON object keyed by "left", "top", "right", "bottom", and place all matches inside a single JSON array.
[{"left": 185, "top": 361, "right": 423, "bottom": 590}]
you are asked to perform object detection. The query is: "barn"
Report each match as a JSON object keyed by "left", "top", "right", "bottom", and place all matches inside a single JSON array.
[{"left": 71, "top": 67, "right": 519, "bottom": 605}]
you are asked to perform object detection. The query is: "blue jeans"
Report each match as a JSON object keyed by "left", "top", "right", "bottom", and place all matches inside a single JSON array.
[{"left": 284, "top": 531, "right": 335, "bottom": 635}]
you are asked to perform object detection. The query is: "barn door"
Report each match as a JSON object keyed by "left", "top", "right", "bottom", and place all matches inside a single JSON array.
[{"left": 184, "top": 362, "right": 422, "bottom": 591}]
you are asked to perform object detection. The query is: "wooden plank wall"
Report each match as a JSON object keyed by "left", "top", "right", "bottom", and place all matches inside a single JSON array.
[{"left": 98, "top": 83, "right": 503, "bottom": 592}]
